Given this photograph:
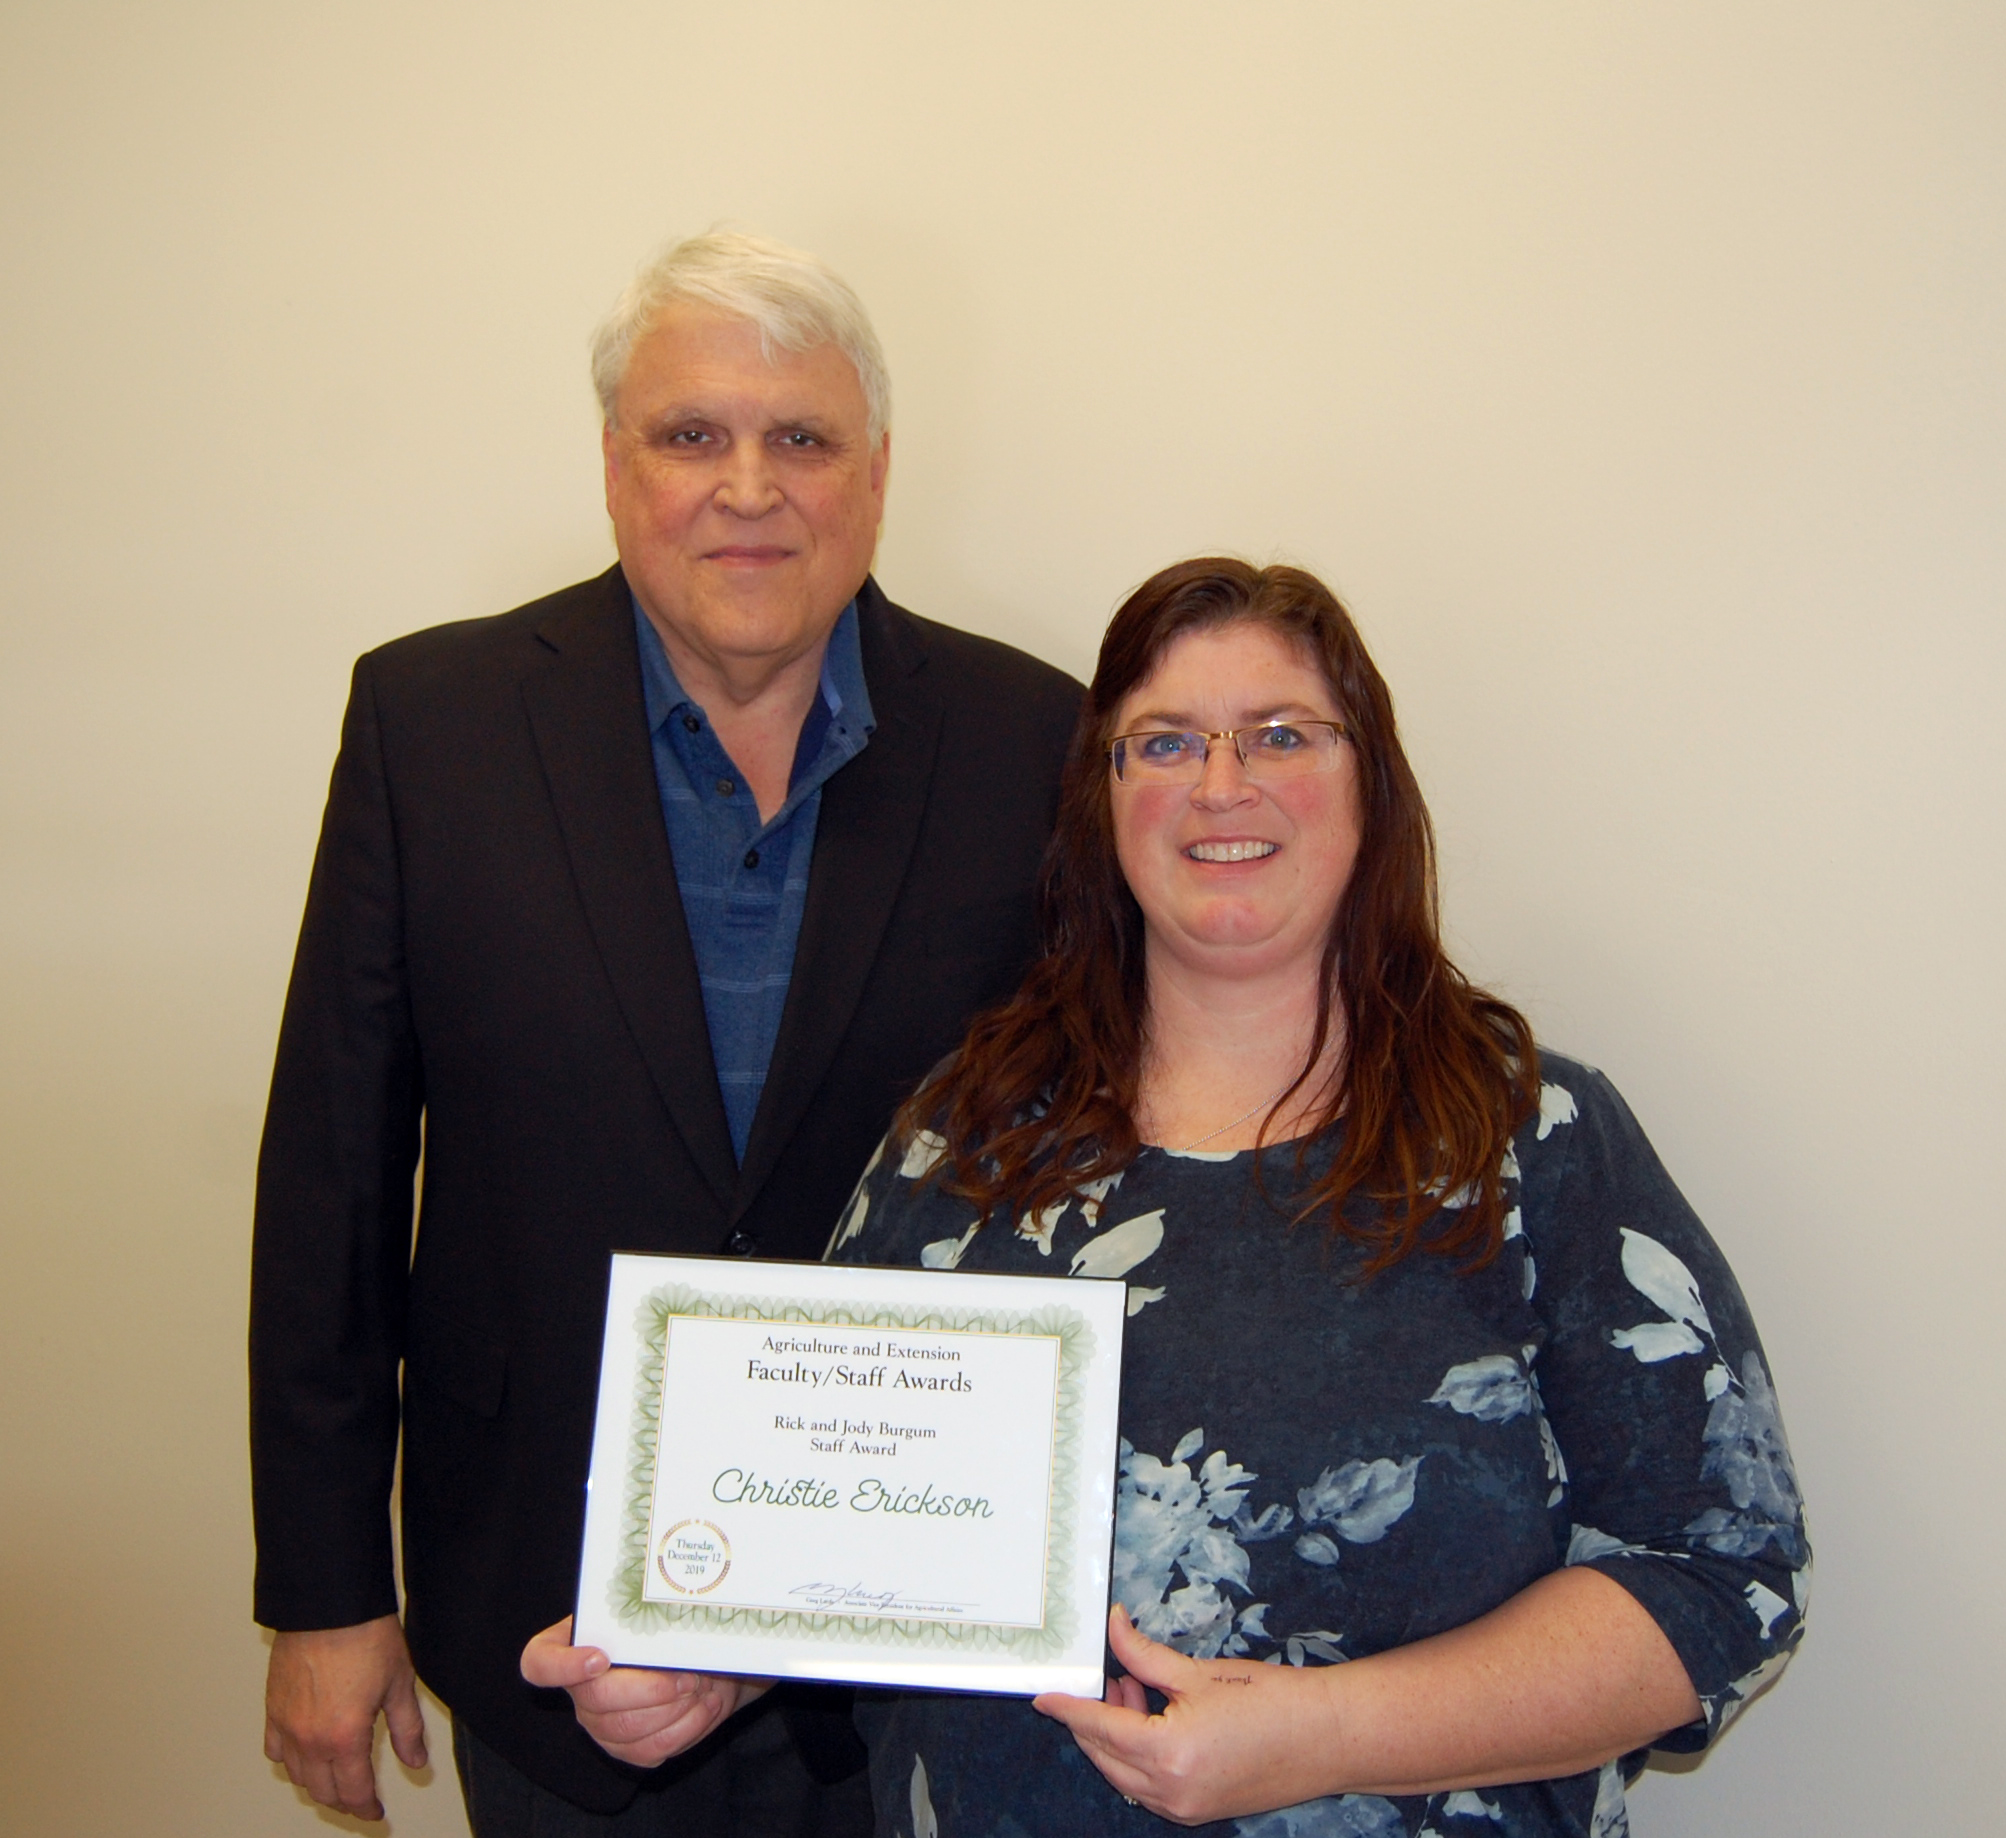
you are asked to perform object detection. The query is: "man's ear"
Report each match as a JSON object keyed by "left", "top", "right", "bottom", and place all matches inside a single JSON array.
[
  {"left": 870, "top": 430, "right": 891, "bottom": 500},
  {"left": 601, "top": 422, "right": 620, "bottom": 516}
]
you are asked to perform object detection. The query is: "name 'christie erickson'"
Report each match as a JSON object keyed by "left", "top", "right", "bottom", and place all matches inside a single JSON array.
[{"left": 711, "top": 1468, "right": 995, "bottom": 1519}]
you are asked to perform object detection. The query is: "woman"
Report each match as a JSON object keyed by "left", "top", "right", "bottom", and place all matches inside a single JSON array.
[{"left": 530, "top": 559, "right": 1808, "bottom": 1836}]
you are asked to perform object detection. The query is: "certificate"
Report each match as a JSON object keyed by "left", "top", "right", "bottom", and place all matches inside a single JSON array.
[{"left": 572, "top": 1254, "right": 1128, "bottom": 1697}]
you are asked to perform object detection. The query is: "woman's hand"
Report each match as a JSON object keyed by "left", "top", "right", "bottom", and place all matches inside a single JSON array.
[
  {"left": 1037, "top": 1572, "right": 1701, "bottom": 1823},
  {"left": 1033, "top": 1606, "right": 1339, "bottom": 1826},
  {"left": 520, "top": 1617, "right": 771, "bottom": 1768}
]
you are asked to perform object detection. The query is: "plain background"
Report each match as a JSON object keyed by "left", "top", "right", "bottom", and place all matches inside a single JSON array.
[{"left": 2, "top": 3, "right": 1999, "bottom": 1833}]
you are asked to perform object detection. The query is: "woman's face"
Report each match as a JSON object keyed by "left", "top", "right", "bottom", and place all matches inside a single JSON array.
[{"left": 1108, "top": 620, "right": 1363, "bottom": 988}]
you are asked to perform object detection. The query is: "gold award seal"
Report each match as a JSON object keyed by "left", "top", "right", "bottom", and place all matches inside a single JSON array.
[{"left": 654, "top": 1519, "right": 732, "bottom": 1594}]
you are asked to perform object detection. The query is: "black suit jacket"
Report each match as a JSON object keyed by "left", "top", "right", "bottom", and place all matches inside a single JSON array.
[{"left": 250, "top": 566, "right": 1080, "bottom": 1809}]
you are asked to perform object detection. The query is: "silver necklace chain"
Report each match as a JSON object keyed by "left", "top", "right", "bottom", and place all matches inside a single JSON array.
[{"left": 1177, "top": 1080, "right": 1292, "bottom": 1152}]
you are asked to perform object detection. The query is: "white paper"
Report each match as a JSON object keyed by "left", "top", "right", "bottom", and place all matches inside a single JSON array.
[{"left": 573, "top": 1254, "right": 1128, "bottom": 1697}]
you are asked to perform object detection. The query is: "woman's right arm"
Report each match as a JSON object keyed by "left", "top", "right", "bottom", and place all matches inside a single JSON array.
[
  {"left": 519, "top": 1617, "right": 770, "bottom": 1768},
  {"left": 526, "top": 1130, "right": 917, "bottom": 1769}
]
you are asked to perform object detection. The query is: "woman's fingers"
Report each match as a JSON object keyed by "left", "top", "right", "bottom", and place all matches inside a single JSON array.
[
  {"left": 518, "top": 1615, "right": 746, "bottom": 1766},
  {"left": 571, "top": 1665, "right": 701, "bottom": 1718},
  {"left": 518, "top": 1617, "right": 610, "bottom": 1690},
  {"left": 1032, "top": 1694, "right": 1153, "bottom": 1776},
  {"left": 585, "top": 1687, "right": 712, "bottom": 1753},
  {"left": 1046, "top": 1611, "right": 1321, "bottom": 1824},
  {"left": 1033, "top": 1692, "right": 1179, "bottom": 1816},
  {"left": 1032, "top": 1689, "right": 1128, "bottom": 1742},
  {"left": 1032, "top": 1686, "right": 1165, "bottom": 1772},
  {"left": 1104, "top": 1603, "right": 1196, "bottom": 1694},
  {"left": 1105, "top": 1672, "right": 1149, "bottom": 1713}
]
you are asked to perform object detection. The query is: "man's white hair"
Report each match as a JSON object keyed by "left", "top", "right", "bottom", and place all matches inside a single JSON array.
[{"left": 591, "top": 229, "right": 891, "bottom": 443}]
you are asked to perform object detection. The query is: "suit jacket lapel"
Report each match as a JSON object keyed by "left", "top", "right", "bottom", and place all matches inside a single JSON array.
[
  {"left": 519, "top": 567, "right": 739, "bottom": 1210},
  {"left": 735, "top": 582, "right": 942, "bottom": 1212}
]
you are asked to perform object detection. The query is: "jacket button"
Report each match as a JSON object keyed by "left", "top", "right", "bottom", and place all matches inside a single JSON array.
[{"left": 724, "top": 1230, "right": 758, "bottom": 1256}]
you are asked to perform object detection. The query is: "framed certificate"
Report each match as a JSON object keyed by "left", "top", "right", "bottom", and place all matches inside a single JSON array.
[{"left": 572, "top": 1254, "right": 1128, "bottom": 1697}]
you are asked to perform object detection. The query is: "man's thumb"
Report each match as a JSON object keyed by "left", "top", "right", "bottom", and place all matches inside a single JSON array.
[{"left": 385, "top": 1670, "right": 429, "bottom": 1770}]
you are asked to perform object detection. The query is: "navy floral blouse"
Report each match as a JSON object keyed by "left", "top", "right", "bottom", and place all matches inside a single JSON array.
[{"left": 824, "top": 1053, "right": 1808, "bottom": 1838}]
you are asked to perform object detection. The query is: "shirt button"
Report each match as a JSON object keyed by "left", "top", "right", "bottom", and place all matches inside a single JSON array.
[
  {"left": 681, "top": 714, "right": 700, "bottom": 734},
  {"left": 715, "top": 778, "right": 735, "bottom": 798},
  {"left": 743, "top": 848, "right": 760, "bottom": 870},
  {"left": 724, "top": 1230, "right": 758, "bottom": 1256}
]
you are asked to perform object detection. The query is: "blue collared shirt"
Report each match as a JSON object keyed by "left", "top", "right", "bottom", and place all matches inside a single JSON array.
[{"left": 634, "top": 598, "right": 876, "bottom": 1162}]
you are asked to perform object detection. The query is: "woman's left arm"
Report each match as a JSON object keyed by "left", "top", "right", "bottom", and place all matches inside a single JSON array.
[
  {"left": 1043, "top": 1061, "right": 1807, "bottom": 1826},
  {"left": 1039, "top": 1571, "right": 1697, "bottom": 1826}
]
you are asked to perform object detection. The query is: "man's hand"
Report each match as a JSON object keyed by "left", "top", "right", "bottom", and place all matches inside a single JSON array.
[
  {"left": 264, "top": 1613, "right": 428, "bottom": 1821},
  {"left": 521, "top": 1616, "right": 771, "bottom": 1768}
]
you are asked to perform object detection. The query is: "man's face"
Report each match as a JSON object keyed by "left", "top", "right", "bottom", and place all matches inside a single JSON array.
[{"left": 603, "top": 304, "right": 889, "bottom": 687}]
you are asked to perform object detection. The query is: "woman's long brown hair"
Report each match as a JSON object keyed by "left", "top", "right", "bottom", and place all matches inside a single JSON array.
[{"left": 897, "top": 558, "right": 1538, "bottom": 1273}]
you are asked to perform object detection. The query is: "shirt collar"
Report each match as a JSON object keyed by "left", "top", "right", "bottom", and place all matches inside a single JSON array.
[{"left": 632, "top": 595, "right": 876, "bottom": 741}]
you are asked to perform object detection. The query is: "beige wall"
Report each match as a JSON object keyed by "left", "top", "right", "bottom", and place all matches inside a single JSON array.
[{"left": 3, "top": 3, "right": 1999, "bottom": 1831}]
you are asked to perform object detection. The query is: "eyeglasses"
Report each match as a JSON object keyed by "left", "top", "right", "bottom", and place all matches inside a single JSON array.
[{"left": 1107, "top": 720, "right": 1349, "bottom": 785}]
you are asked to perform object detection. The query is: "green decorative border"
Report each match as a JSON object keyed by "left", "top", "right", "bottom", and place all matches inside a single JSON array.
[{"left": 613, "top": 1284, "right": 1097, "bottom": 1657}]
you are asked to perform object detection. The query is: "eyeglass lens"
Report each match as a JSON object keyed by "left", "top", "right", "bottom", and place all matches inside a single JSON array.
[{"left": 1112, "top": 722, "right": 1342, "bottom": 782}]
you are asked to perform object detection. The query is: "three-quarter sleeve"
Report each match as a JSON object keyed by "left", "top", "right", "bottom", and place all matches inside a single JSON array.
[{"left": 1521, "top": 1062, "right": 1810, "bottom": 1749}]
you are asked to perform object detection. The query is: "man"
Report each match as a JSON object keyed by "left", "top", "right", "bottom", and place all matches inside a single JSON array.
[{"left": 251, "top": 231, "right": 1081, "bottom": 1834}]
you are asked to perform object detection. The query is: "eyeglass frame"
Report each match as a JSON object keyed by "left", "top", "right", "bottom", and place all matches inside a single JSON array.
[{"left": 1106, "top": 718, "right": 1351, "bottom": 785}]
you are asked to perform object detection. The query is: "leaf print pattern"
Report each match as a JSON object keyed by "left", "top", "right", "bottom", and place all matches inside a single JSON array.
[
  {"left": 1709, "top": 1646, "right": 1794, "bottom": 1734},
  {"left": 1699, "top": 1352, "right": 1801, "bottom": 1526},
  {"left": 1069, "top": 1209, "right": 1165, "bottom": 1279},
  {"left": 1531, "top": 1381, "right": 1568, "bottom": 1504},
  {"left": 1283, "top": 1628, "right": 1348, "bottom": 1667},
  {"left": 1567, "top": 1524, "right": 1642, "bottom": 1564},
  {"left": 1427, "top": 1354, "right": 1533, "bottom": 1423},
  {"left": 908, "top": 1752, "right": 939, "bottom": 1838},
  {"left": 1235, "top": 1795, "right": 1405, "bottom": 1837},
  {"left": 1441, "top": 1790, "right": 1502, "bottom": 1821},
  {"left": 1297, "top": 1458, "right": 1421, "bottom": 1545},
  {"left": 919, "top": 1220, "right": 978, "bottom": 1269},
  {"left": 1609, "top": 1228, "right": 1713, "bottom": 1364},
  {"left": 1681, "top": 1506, "right": 1786, "bottom": 1559},
  {"left": 1232, "top": 1500, "right": 1296, "bottom": 1542},
  {"left": 831, "top": 1181, "right": 869, "bottom": 1251},
  {"left": 1078, "top": 1169, "right": 1124, "bottom": 1226},
  {"left": 1617, "top": 1228, "right": 1713, "bottom": 1331},
  {"left": 1608, "top": 1319, "right": 1705, "bottom": 1362},
  {"left": 1744, "top": 1579, "right": 1790, "bottom": 1639},
  {"left": 899, "top": 1129, "right": 947, "bottom": 1179},
  {"left": 1536, "top": 1081, "right": 1579, "bottom": 1141},
  {"left": 1114, "top": 1432, "right": 1262, "bottom": 1658},
  {"left": 1503, "top": 1205, "right": 1536, "bottom": 1300},
  {"left": 1016, "top": 1198, "right": 1067, "bottom": 1256},
  {"left": 1587, "top": 1760, "right": 1629, "bottom": 1837},
  {"left": 824, "top": 1135, "right": 885, "bottom": 1256},
  {"left": 1673, "top": 1352, "right": 1807, "bottom": 1566}
]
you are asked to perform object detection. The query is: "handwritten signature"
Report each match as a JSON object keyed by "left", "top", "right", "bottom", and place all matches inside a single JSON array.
[{"left": 788, "top": 1580, "right": 974, "bottom": 1616}]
